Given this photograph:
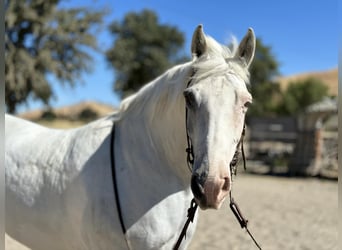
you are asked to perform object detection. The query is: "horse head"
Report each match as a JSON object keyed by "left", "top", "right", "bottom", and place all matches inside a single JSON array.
[{"left": 186, "top": 25, "right": 255, "bottom": 209}]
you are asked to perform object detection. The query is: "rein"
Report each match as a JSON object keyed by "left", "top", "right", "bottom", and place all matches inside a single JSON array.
[
  {"left": 110, "top": 123, "right": 130, "bottom": 249},
  {"left": 109, "top": 74, "right": 262, "bottom": 250}
]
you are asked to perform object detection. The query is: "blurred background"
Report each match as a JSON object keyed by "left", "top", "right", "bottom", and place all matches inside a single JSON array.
[{"left": 5, "top": 0, "right": 338, "bottom": 249}]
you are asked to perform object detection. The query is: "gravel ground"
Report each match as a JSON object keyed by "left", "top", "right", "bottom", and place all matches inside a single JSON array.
[{"left": 6, "top": 174, "right": 337, "bottom": 250}]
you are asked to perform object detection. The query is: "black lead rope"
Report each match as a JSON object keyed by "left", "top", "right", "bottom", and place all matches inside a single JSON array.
[
  {"left": 173, "top": 199, "right": 198, "bottom": 250},
  {"left": 229, "top": 194, "right": 262, "bottom": 250}
]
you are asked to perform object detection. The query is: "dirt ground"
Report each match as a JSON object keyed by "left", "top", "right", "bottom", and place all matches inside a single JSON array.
[
  {"left": 189, "top": 174, "right": 337, "bottom": 250},
  {"left": 6, "top": 174, "right": 337, "bottom": 250}
]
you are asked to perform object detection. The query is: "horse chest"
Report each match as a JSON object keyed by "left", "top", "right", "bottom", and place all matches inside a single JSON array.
[{"left": 124, "top": 193, "right": 198, "bottom": 249}]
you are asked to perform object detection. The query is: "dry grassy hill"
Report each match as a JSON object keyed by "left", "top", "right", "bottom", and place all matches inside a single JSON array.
[
  {"left": 276, "top": 68, "right": 338, "bottom": 96},
  {"left": 18, "top": 101, "right": 117, "bottom": 128}
]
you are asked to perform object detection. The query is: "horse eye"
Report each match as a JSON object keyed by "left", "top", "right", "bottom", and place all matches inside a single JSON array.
[
  {"left": 244, "top": 101, "right": 251, "bottom": 108},
  {"left": 183, "top": 90, "right": 197, "bottom": 109}
]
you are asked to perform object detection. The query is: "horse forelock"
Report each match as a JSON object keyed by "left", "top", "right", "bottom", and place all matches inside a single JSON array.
[{"left": 191, "top": 35, "right": 250, "bottom": 86}]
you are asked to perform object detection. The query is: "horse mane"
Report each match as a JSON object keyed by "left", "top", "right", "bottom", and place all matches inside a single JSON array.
[
  {"left": 114, "top": 34, "right": 250, "bottom": 120},
  {"left": 116, "top": 61, "right": 193, "bottom": 120}
]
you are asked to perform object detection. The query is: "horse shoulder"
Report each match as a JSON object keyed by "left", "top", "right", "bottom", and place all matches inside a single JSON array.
[{"left": 6, "top": 115, "right": 112, "bottom": 201}]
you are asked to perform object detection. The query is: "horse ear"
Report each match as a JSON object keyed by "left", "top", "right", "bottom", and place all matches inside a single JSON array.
[
  {"left": 191, "top": 25, "right": 207, "bottom": 58},
  {"left": 235, "top": 28, "right": 256, "bottom": 68}
]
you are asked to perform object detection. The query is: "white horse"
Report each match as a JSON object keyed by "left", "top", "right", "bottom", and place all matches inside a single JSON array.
[{"left": 5, "top": 25, "right": 255, "bottom": 250}]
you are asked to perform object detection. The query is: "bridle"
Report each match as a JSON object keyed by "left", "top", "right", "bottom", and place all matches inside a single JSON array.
[
  {"left": 174, "top": 73, "right": 262, "bottom": 250},
  {"left": 184, "top": 70, "right": 246, "bottom": 177},
  {"left": 185, "top": 98, "right": 194, "bottom": 172},
  {"left": 184, "top": 70, "right": 246, "bottom": 176},
  {"left": 109, "top": 71, "right": 262, "bottom": 250}
]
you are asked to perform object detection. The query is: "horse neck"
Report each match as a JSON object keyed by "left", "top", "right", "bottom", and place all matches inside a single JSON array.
[{"left": 118, "top": 64, "right": 192, "bottom": 185}]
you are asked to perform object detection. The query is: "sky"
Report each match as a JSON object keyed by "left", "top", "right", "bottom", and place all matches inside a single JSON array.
[{"left": 18, "top": 0, "right": 338, "bottom": 113}]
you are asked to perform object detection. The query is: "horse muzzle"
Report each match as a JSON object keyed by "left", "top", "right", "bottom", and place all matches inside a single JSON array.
[{"left": 191, "top": 174, "right": 230, "bottom": 209}]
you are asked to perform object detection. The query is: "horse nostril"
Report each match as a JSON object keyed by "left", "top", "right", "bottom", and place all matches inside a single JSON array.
[
  {"left": 222, "top": 177, "right": 230, "bottom": 191},
  {"left": 191, "top": 175, "right": 205, "bottom": 200}
]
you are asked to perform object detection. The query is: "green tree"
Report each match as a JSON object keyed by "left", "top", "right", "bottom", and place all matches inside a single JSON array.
[
  {"left": 250, "top": 81, "right": 282, "bottom": 116},
  {"left": 5, "top": 0, "right": 105, "bottom": 113},
  {"left": 106, "top": 9, "right": 187, "bottom": 97},
  {"left": 248, "top": 38, "right": 280, "bottom": 116},
  {"left": 249, "top": 38, "right": 279, "bottom": 85},
  {"left": 278, "top": 78, "right": 328, "bottom": 115}
]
